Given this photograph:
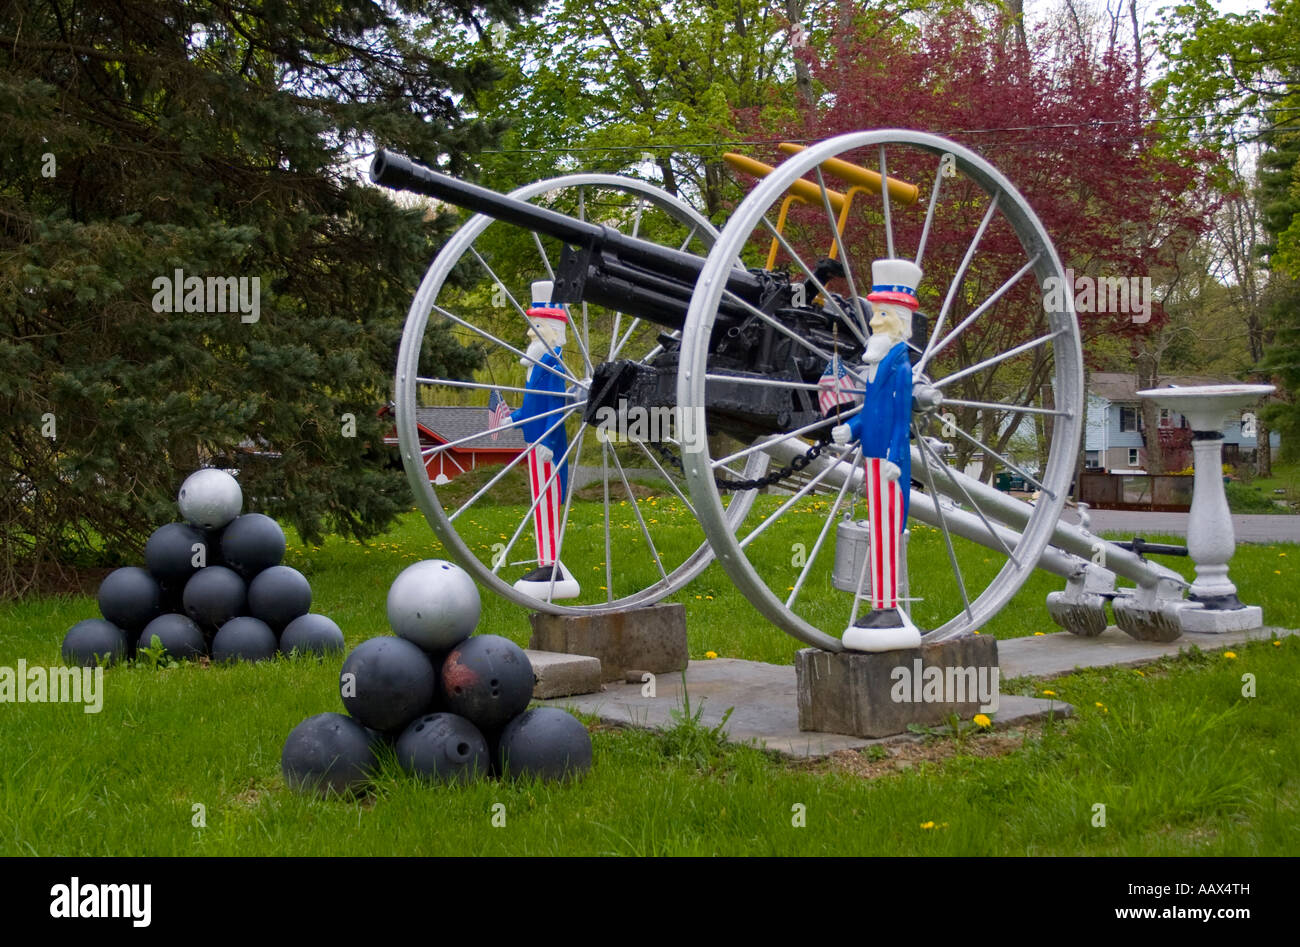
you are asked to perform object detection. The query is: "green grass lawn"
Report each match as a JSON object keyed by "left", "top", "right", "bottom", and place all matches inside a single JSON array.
[{"left": 1, "top": 501, "right": 1297, "bottom": 856}]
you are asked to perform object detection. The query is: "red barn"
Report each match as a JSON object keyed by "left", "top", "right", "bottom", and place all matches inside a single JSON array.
[{"left": 380, "top": 404, "right": 527, "bottom": 483}]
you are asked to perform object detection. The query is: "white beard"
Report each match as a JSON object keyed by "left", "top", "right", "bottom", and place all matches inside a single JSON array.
[
  {"left": 521, "top": 338, "right": 548, "bottom": 367},
  {"left": 864, "top": 331, "right": 898, "bottom": 365}
]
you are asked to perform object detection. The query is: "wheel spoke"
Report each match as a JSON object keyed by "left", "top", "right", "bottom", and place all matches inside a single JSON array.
[
  {"left": 786, "top": 446, "right": 861, "bottom": 609},
  {"left": 630, "top": 438, "right": 698, "bottom": 518},
  {"left": 609, "top": 447, "right": 668, "bottom": 582},
  {"left": 814, "top": 166, "right": 870, "bottom": 336},
  {"left": 758, "top": 214, "right": 868, "bottom": 347},
  {"left": 919, "top": 193, "right": 999, "bottom": 371},
  {"left": 711, "top": 404, "right": 863, "bottom": 470},
  {"left": 940, "top": 397, "right": 1070, "bottom": 418},
  {"left": 916, "top": 429, "right": 1020, "bottom": 566},
  {"left": 914, "top": 423, "right": 974, "bottom": 622},
  {"left": 934, "top": 329, "right": 1060, "bottom": 390},
  {"left": 942, "top": 419, "right": 1054, "bottom": 498},
  {"left": 914, "top": 153, "right": 949, "bottom": 269},
  {"left": 431, "top": 302, "right": 583, "bottom": 390},
  {"left": 919, "top": 255, "right": 1039, "bottom": 372},
  {"left": 739, "top": 450, "right": 847, "bottom": 549},
  {"left": 879, "top": 145, "right": 895, "bottom": 259},
  {"left": 417, "top": 376, "right": 579, "bottom": 400},
  {"left": 607, "top": 311, "right": 622, "bottom": 361},
  {"left": 531, "top": 231, "right": 556, "bottom": 281},
  {"left": 704, "top": 372, "right": 842, "bottom": 394},
  {"left": 447, "top": 408, "right": 576, "bottom": 522},
  {"left": 422, "top": 400, "right": 583, "bottom": 456},
  {"left": 610, "top": 317, "right": 642, "bottom": 361}
]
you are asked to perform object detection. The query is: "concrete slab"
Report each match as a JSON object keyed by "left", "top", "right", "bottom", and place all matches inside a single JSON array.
[
  {"left": 999, "top": 624, "right": 1297, "bottom": 680},
  {"left": 538, "top": 658, "right": 1068, "bottom": 758}
]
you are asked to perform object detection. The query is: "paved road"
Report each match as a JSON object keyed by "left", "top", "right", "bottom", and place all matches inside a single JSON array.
[{"left": 1059, "top": 509, "right": 1300, "bottom": 543}]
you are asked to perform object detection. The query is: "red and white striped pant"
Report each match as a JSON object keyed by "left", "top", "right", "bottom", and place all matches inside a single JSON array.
[
  {"left": 528, "top": 448, "right": 563, "bottom": 567},
  {"left": 865, "top": 457, "right": 902, "bottom": 609}
]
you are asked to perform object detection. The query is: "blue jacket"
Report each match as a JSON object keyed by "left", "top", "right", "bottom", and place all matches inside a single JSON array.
[
  {"left": 843, "top": 341, "right": 912, "bottom": 523},
  {"left": 512, "top": 348, "right": 570, "bottom": 495}
]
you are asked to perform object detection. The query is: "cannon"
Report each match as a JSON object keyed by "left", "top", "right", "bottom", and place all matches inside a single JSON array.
[{"left": 377, "top": 130, "right": 1189, "bottom": 651}]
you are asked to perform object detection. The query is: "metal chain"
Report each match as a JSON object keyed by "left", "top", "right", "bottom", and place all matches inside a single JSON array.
[{"left": 651, "top": 435, "right": 830, "bottom": 493}]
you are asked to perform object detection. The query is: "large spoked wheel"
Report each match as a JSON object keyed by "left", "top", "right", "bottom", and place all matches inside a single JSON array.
[
  {"left": 395, "top": 174, "right": 764, "bottom": 613},
  {"left": 679, "top": 130, "right": 1083, "bottom": 650}
]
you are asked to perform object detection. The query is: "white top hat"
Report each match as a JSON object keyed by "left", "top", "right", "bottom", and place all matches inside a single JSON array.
[
  {"left": 526, "top": 279, "right": 567, "bottom": 344},
  {"left": 867, "top": 259, "right": 923, "bottom": 310}
]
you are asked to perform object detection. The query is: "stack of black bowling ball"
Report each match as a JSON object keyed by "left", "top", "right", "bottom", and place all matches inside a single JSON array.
[
  {"left": 282, "top": 559, "right": 592, "bottom": 798},
  {"left": 61, "top": 468, "right": 344, "bottom": 666}
]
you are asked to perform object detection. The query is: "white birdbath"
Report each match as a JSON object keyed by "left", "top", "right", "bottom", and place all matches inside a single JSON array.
[{"left": 1137, "top": 384, "right": 1274, "bottom": 633}]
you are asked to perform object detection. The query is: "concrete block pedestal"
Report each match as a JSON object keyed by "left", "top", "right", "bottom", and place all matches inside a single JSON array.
[
  {"left": 528, "top": 602, "right": 688, "bottom": 682},
  {"left": 796, "top": 634, "right": 1000, "bottom": 738}
]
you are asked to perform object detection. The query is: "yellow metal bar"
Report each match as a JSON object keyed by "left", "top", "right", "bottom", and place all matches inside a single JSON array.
[
  {"left": 777, "top": 143, "right": 918, "bottom": 205},
  {"left": 723, "top": 152, "right": 847, "bottom": 213},
  {"left": 828, "top": 185, "right": 871, "bottom": 260},
  {"left": 767, "top": 195, "right": 800, "bottom": 269}
]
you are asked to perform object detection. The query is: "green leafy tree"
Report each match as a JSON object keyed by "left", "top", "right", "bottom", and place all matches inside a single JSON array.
[
  {"left": 0, "top": 0, "right": 537, "bottom": 596},
  {"left": 1157, "top": 0, "right": 1300, "bottom": 462}
]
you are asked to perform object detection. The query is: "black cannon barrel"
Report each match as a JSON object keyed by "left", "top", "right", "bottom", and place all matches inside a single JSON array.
[
  {"left": 372, "top": 149, "right": 605, "bottom": 247},
  {"left": 370, "top": 149, "right": 767, "bottom": 309}
]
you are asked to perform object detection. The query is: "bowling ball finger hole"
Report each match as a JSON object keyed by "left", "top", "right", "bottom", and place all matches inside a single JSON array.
[{"left": 456, "top": 742, "right": 469, "bottom": 756}]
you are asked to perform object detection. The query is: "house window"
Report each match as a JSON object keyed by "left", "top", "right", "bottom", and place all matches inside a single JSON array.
[
  {"left": 1085, "top": 450, "right": 1100, "bottom": 467},
  {"left": 1119, "top": 406, "right": 1141, "bottom": 433},
  {"left": 1128, "top": 448, "right": 1139, "bottom": 467},
  {"left": 1159, "top": 408, "right": 1174, "bottom": 428}
]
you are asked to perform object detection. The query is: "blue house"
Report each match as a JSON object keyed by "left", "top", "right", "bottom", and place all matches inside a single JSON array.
[{"left": 1084, "top": 371, "right": 1279, "bottom": 472}]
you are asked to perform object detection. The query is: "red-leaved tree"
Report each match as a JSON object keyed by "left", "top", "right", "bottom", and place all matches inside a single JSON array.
[{"left": 731, "top": 6, "right": 1217, "bottom": 473}]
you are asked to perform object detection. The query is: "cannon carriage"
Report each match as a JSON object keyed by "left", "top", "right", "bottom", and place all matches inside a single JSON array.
[{"left": 376, "top": 130, "right": 1188, "bottom": 650}]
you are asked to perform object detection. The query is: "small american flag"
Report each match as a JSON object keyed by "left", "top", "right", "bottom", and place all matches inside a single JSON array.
[
  {"left": 487, "top": 389, "right": 511, "bottom": 440},
  {"left": 818, "top": 356, "right": 857, "bottom": 415}
]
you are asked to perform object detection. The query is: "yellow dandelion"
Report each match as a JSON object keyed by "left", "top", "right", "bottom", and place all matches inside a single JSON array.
[
  {"left": 1273, "top": 640, "right": 1282, "bottom": 647},
  {"left": 1041, "top": 689, "right": 1056, "bottom": 697},
  {"left": 1280, "top": 552, "right": 1287, "bottom": 557},
  {"left": 705, "top": 650, "right": 718, "bottom": 659},
  {"left": 973, "top": 713, "right": 992, "bottom": 728},
  {"left": 1134, "top": 669, "right": 1146, "bottom": 677},
  {"left": 1094, "top": 701, "right": 1108, "bottom": 714},
  {"left": 1033, "top": 631, "right": 1045, "bottom": 636},
  {"left": 920, "top": 821, "right": 936, "bottom": 830},
  {"left": 1275, "top": 570, "right": 1282, "bottom": 575},
  {"left": 1223, "top": 651, "right": 1237, "bottom": 660}
]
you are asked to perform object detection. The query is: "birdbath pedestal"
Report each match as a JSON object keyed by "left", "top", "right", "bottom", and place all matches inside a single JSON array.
[{"left": 1136, "top": 384, "right": 1274, "bottom": 633}]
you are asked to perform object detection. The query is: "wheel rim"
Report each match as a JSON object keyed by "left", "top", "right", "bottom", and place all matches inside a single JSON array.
[
  {"left": 395, "top": 174, "right": 764, "bottom": 613},
  {"left": 679, "top": 130, "right": 1083, "bottom": 650}
]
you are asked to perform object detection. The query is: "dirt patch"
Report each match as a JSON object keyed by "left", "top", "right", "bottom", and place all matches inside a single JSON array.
[
  {"left": 575, "top": 481, "right": 664, "bottom": 501},
  {"left": 806, "top": 728, "right": 1036, "bottom": 780}
]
